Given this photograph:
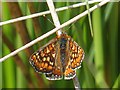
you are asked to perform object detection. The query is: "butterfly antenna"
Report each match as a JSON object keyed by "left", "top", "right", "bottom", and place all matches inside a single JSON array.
[
  {"left": 65, "top": 20, "right": 77, "bottom": 32},
  {"left": 43, "top": 15, "right": 55, "bottom": 27},
  {"left": 43, "top": 15, "right": 76, "bottom": 33}
]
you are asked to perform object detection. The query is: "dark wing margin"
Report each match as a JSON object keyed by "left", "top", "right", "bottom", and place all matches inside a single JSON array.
[{"left": 45, "top": 67, "right": 63, "bottom": 80}]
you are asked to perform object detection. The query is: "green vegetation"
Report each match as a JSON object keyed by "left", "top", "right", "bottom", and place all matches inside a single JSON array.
[{"left": 1, "top": 1, "right": 119, "bottom": 88}]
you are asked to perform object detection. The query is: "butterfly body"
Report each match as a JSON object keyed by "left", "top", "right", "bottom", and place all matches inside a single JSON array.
[
  {"left": 59, "top": 36, "right": 69, "bottom": 73},
  {"left": 30, "top": 33, "right": 84, "bottom": 80}
]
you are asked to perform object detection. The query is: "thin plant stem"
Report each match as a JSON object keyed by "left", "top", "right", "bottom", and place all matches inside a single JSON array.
[
  {"left": 2, "top": 33, "right": 35, "bottom": 88},
  {"left": 27, "top": 2, "right": 42, "bottom": 37},
  {"left": 46, "top": 0, "right": 62, "bottom": 35},
  {"left": 73, "top": 76, "right": 81, "bottom": 90},
  {"left": 7, "top": 2, "right": 34, "bottom": 57},
  {"left": 0, "top": 0, "right": 110, "bottom": 62},
  {"left": 85, "top": 0, "right": 94, "bottom": 37},
  {"left": 46, "top": 1, "right": 81, "bottom": 89},
  {"left": 0, "top": 0, "right": 103, "bottom": 26}
]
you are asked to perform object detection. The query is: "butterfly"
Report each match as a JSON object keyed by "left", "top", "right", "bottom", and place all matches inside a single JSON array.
[{"left": 29, "top": 33, "right": 85, "bottom": 80}]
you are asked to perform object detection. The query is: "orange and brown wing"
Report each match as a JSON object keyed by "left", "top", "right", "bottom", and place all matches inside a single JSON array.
[
  {"left": 64, "top": 61, "right": 76, "bottom": 80},
  {"left": 45, "top": 66, "right": 63, "bottom": 80},
  {"left": 45, "top": 41, "right": 63, "bottom": 80},
  {"left": 29, "top": 38, "right": 57, "bottom": 74},
  {"left": 69, "top": 39, "right": 85, "bottom": 70}
]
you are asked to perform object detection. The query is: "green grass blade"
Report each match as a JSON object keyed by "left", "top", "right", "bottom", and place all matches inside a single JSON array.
[
  {"left": 104, "top": 2, "right": 114, "bottom": 22},
  {"left": 92, "top": 8, "right": 108, "bottom": 88},
  {"left": 16, "top": 68, "right": 27, "bottom": 88},
  {"left": 0, "top": 30, "right": 2, "bottom": 88},
  {"left": 0, "top": 63, "right": 2, "bottom": 88},
  {"left": 85, "top": 0, "right": 93, "bottom": 37},
  {"left": 83, "top": 62, "right": 95, "bottom": 88},
  {"left": 2, "top": 45, "right": 16, "bottom": 88},
  {"left": 2, "top": 2, "right": 16, "bottom": 88},
  {"left": 108, "top": 3, "right": 118, "bottom": 86},
  {"left": 112, "top": 74, "right": 119, "bottom": 88}
]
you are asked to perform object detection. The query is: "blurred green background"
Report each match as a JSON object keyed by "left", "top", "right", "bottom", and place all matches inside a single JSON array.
[{"left": 0, "top": 1, "right": 119, "bottom": 89}]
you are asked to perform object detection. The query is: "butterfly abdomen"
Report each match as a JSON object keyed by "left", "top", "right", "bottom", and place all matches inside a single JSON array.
[{"left": 60, "top": 37, "right": 67, "bottom": 72}]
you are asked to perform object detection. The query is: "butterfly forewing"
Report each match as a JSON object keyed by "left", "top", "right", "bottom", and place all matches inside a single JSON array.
[
  {"left": 69, "top": 39, "right": 85, "bottom": 70},
  {"left": 29, "top": 38, "right": 57, "bottom": 74}
]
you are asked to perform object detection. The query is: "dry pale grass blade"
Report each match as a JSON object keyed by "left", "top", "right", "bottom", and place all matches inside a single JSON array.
[
  {"left": 0, "top": 0, "right": 110, "bottom": 62},
  {"left": 0, "top": 0, "right": 103, "bottom": 26}
]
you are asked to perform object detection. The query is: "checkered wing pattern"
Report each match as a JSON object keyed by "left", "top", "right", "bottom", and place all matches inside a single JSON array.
[
  {"left": 69, "top": 39, "right": 85, "bottom": 70},
  {"left": 29, "top": 38, "right": 57, "bottom": 74},
  {"left": 64, "top": 61, "right": 76, "bottom": 80}
]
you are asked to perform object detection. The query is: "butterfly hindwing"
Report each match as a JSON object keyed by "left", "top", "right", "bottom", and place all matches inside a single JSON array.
[
  {"left": 64, "top": 61, "right": 76, "bottom": 80},
  {"left": 29, "top": 38, "right": 57, "bottom": 74},
  {"left": 45, "top": 41, "right": 63, "bottom": 80},
  {"left": 45, "top": 66, "right": 63, "bottom": 80}
]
